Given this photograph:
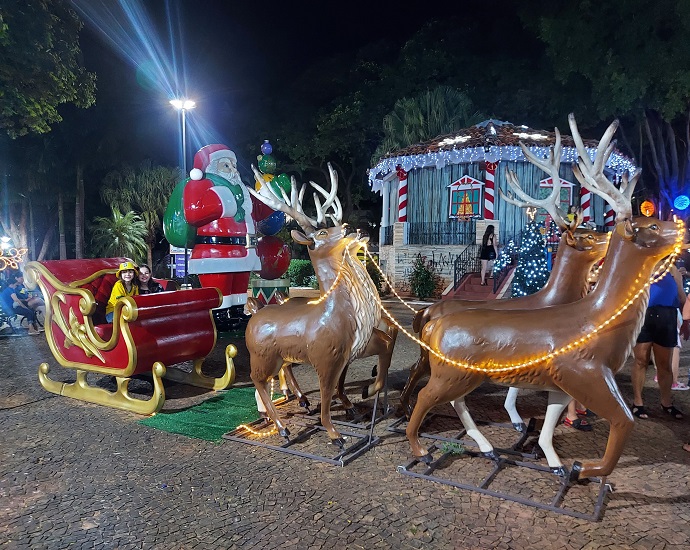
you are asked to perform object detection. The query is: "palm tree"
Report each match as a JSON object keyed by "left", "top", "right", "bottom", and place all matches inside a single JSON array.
[
  {"left": 100, "top": 161, "right": 182, "bottom": 266},
  {"left": 373, "top": 86, "right": 485, "bottom": 161},
  {"left": 90, "top": 208, "right": 148, "bottom": 263}
]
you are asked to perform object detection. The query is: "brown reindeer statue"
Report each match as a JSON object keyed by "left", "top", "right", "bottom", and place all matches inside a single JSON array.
[
  {"left": 398, "top": 129, "right": 610, "bottom": 420},
  {"left": 245, "top": 290, "right": 397, "bottom": 415},
  {"left": 246, "top": 294, "right": 397, "bottom": 416},
  {"left": 245, "top": 164, "right": 388, "bottom": 446},
  {"left": 406, "top": 114, "right": 685, "bottom": 480}
]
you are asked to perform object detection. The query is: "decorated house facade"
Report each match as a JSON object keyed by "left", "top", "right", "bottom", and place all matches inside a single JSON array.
[{"left": 368, "top": 120, "right": 636, "bottom": 293}]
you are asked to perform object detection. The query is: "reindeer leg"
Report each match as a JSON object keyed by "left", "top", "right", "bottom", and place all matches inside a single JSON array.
[
  {"left": 362, "top": 326, "right": 397, "bottom": 399},
  {"left": 503, "top": 387, "right": 527, "bottom": 432},
  {"left": 398, "top": 349, "right": 431, "bottom": 419},
  {"left": 281, "top": 363, "right": 310, "bottom": 411},
  {"left": 335, "top": 366, "right": 356, "bottom": 420},
  {"left": 406, "top": 369, "right": 483, "bottom": 462},
  {"left": 563, "top": 368, "right": 634, "bottom": 480},
  {"left": 451, "top": 397, "right": 497, "bottom": 458},
  {"left": 537, "top": 390, "right": 572, "bottom": 475},
  {"left": 316, "top": 363, "right": 347, "bottom": 446},
  {"left": 252, "top": 370, "right": 290, "bottom": 439}
]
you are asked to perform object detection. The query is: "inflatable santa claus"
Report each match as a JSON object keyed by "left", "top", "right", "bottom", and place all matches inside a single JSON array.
[{"left": 181, "top": 144, "right": 274, "bottom": 328}]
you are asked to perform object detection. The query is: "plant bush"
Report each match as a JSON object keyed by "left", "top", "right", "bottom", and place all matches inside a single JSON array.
[
  {"left": 408, "top": 254, "right": 442, "bottom": 300},
  {"left": 286, "top": 259, "right": 315, "bottom": 286},
  {"left": 365, "top": 257, "right": 384, "bottom": 295}
]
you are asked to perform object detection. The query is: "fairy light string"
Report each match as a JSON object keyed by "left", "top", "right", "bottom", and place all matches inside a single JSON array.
[{"left": 363, "top": 219, "right": 685, "bottom": 374}]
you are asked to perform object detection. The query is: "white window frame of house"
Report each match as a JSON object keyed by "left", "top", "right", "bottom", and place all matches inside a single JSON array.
[
  {"left": 538, "top": 177, "right": 574, "bottom": 224},
  {"left": 448, "top": 176, "right": 483, "bottom": 219}
]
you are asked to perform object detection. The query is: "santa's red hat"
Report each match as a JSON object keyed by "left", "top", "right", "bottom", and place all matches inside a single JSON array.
[{"left": 189, "top": 144, "right": 237, "bottom": 180}]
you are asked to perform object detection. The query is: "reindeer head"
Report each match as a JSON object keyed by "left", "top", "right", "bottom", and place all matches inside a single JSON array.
[
  {"left": 627, "top": 216, "right": 683, "bottom": 254},
  {"left": 566, "top": 227, "right": 610, "bottom": 260}
]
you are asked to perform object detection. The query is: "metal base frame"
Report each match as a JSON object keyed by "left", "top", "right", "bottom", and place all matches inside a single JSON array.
[
  {"left": 304, "top": 384, "right": 393, "bottom": 432},
  {"left": 392, "top": 417, "right": 611, "bottom": 521},
  {"left": 388, "top": 415, "right": 540, "bottom": 458},
  {"left": 222, "top": 391, "right": 383, "bottom": 467}
]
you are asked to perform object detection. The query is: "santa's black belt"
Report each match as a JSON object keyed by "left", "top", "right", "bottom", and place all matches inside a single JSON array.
[{"left": 195, "top": 235, "right": 258, "bottom": 247}]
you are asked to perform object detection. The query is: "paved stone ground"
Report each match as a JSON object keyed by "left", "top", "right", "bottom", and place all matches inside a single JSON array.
[{"left": 1, "top": 299, "right": 690, "bottom": 549}]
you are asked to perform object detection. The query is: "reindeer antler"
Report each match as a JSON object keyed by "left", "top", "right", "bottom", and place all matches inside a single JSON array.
[
  {"left": 310, "top": 163, "right": 343, "bottom": 226},
  {"left": 250, "top": 163, "right": 343, "bottom": 232},
  {"left": 250, "top": 166, "right": 318, "bottom": 232},
  {"left": 498, "top": 127, "right": 569, "bottom": 228},
  {"left": 568, "top": 113, "right": 638, "bottom": 220}
]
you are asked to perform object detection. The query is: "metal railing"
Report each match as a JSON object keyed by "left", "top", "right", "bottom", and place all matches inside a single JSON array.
[
  {"left": 453, "top": 244, "right": 480, "bottom": 290},
  {"left": 408, "top": 220, "right": 476, "bottom": 245},
  {"left": 381, "top": 225, "right": 394, "bottom": 246}
]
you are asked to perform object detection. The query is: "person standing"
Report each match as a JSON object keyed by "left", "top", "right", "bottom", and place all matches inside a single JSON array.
[
  {"left": 630, "top": 263, "right": 685, "bottom": 419},
  {"left": 479, "top": 224, "right": 498, "bottom": 286}
]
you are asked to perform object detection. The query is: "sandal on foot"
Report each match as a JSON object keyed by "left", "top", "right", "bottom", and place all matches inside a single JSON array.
[
  {"left": 631, "top": 404, "right": 649, "bottom": 419},
  {"left": 661, "top": 405, "right": 683, "bottom": 419},
  {"left": 563, "top": 417, "right": 593, "bottom": 431},
  {"left": 575, "top": 408, "right": 596, "bottom": 418}
]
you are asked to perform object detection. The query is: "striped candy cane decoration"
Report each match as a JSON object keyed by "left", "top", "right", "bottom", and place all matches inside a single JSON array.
[
  {"left": 396, "top": 166, "right": 408, "bottom": 222},
  {"left": 580, "top": 186, "right": 592, "bottom": 223},
  {"left": 604, "top": 203, "right": 615, "bottom": 228},
  {"left": 483, "top": 161, "right": 498, "bottom": 220}
]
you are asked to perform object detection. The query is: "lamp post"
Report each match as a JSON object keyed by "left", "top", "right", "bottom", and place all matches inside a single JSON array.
[{"left": 170, "top": 99, "right": 196, "bottom": 286}]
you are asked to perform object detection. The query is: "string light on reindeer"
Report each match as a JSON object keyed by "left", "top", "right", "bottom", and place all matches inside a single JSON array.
[{"left": 362, "top": 217, "right": 685, "bottom": 374}]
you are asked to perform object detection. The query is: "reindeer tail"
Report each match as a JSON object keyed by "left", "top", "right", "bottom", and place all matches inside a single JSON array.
[
  {"left": 244, "top": 297, "right": 262, "bottom": 316},
  {"left": 412, "top": 307, "right": 429, "bottom": 334},
  {"left": 274, "top": 291, "right": 290, "bottom": 305}
]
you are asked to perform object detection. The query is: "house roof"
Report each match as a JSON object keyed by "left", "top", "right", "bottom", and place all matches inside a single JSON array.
[{"left": 368, "top": 119, "right": 637, "bottom": 193}]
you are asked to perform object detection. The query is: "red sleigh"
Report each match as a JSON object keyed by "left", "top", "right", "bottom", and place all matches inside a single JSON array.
[{"left": 24, "top": 257, "right": 236, "bottom": 415}]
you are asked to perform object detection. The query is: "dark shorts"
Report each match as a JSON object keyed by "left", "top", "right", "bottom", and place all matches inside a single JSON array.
[{"left": 636, "top": 306, "right": 679, "bottom": 348}]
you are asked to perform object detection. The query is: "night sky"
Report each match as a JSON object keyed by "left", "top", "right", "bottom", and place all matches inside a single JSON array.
[{"left": 76, "top": 0, "right": 471, "bottom": 170}]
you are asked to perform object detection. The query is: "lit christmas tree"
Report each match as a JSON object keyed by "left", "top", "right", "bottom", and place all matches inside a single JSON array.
[
  {"left": 492, "top": 239, "right": 517, "bottom": 276},
  {"left": 511, "top": 209, "right": 550, "bottom": 297}
]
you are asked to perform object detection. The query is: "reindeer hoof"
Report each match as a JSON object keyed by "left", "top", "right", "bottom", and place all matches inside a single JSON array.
[
  {"left": 330, "top": 437, "right": 347, "bottom": 449},
  {"left": 513, "top": 422, "right": 528, "bottom": 433},
  {"left": 345, "top": 407, "right": 357, "bottom": 421},
  {"left": 299, "top": 397, "right": 311, "bottom": 410},
  {"left": 279, "top": 427, "right": 290, "bottom": 440},
  {"left": 419, "top": 453, "right": 434, "bottom": 464},
  {"left": 371, "top": 364, "right": 378, "bottom": 377},
  {"left": 570, "top": 461, "right": 584, "bottom": 483},
  {"left": 481, "top": 450, "right": 499, "bottom": 461},
  {"left": 361, "top": 385, "right": 371, "bottom": 399},
  {"left": 551, "top": 466, "right": 568, "bottom": 477}
]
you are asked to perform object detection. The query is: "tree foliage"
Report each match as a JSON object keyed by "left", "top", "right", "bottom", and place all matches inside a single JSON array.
[
  {"left": 0, "top": 0, "right": 96, "bottom": 138},
  {"left": 90, "top": 207, "right": 148, "bottom": 263},
  {"left": 100, "top": 161, "right": 182, "bottom": 266},
  {"left": 373, "top": 86, "right": 485, "bottom": 162},
  {"left": 522, "top": 0, "right": 690, "bottom": 212}
]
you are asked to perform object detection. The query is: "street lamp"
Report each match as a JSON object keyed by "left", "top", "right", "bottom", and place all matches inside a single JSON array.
[{"left": 170, "top": 98, "right": 196, "bottom": 286}]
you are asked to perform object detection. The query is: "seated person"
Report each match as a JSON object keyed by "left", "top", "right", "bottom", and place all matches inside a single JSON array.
[
  {"left": 0, "top": 271, "right": 39, "bottom": 334},
  {"left": 106, "top": 261, "right": 139, "bottom": 323},
  {"left": 138, "top": 264, "right": 164, "bottom": 294},
  {"left": 16, "top": 281, "right": 45, "bottom": 326}
]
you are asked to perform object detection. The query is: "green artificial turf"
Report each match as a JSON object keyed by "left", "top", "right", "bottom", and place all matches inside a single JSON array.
[{"left": 139, "top": 387, "right": 268, "bottom": 442}]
